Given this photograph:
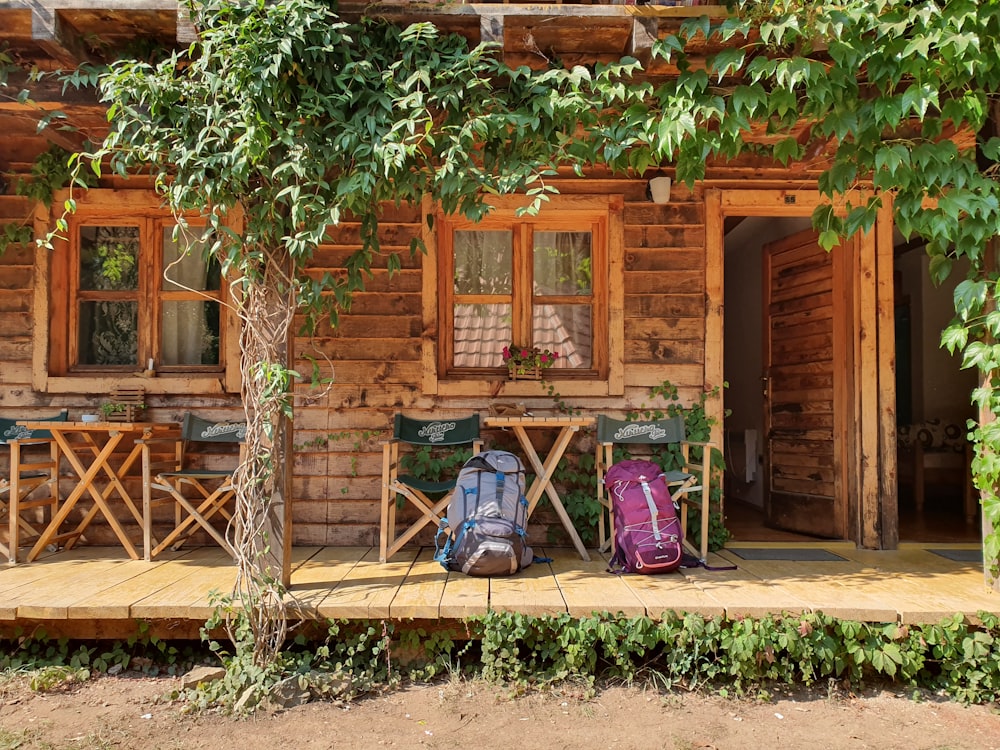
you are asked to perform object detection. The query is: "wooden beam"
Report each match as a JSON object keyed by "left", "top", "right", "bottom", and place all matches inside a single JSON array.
[
  {"left": 7, "top": 111, "right": 89, "bottom": 152},
  {"left": 176, "top": 3, "right": 199, "bottom": 45},
  {"left": 704, "top": 189, "right": 724, "bottom": 451},
  {"left": 480, "top": 9, "right": 502, "bottom": 45},
  {"left": 0, "top": 72, "right": 104, "bottom": 108},
  {"left": 857, "top": 225, "right": 880, "bottom": 548},
  {"left": 877, "top": 195, "right": 899, "bottom": 548},
  {"left": 630, "top": 17, "right": 657, "bottom": 54},
  {"left": 30, "top": 4, "right": 98, "bottom": 67}
]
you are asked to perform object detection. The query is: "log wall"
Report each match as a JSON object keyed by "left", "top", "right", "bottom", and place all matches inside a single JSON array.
[
  {"left": 1, "top": 175, "right": 769, "bottom": 548},
  {"left": 289, "top": 176, "right": 712, "bottom": 546}
]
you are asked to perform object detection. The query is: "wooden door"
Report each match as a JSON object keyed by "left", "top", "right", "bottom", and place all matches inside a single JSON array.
[{"left": 762, "top": 229, "right": 851, "bottom": 538}]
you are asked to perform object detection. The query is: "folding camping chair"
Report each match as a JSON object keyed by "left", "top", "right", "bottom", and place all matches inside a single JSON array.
[
  {"left": 380, "top": 413, "right": 481, "bottom": 562},
  {"left": 0, "top": 409, "right": 68, "bottom": 563},
  {"left": 595, "top": 414, "right": 716, "bottom": 561},
  {"left": 140, "top": 412, "right": 245, "bottom": 560}
]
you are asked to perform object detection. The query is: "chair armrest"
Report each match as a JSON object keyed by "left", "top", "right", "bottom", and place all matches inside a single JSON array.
[{"left": 682, "top": 440, "right": 717, "bottom": 450}]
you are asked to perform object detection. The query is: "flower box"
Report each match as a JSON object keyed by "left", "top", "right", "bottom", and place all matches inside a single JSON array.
[
  {"left": 507, "top": 363, "right": 542, "bottom": 381},
  {"left": 502, "top": 344, "right": 559, "bottom": 381}
]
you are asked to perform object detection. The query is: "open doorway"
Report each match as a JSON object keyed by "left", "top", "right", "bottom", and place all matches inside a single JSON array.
[
  {"left": 894, "top": 246, "right": 980, "bottom": 543},
  {"left": 720, "top": 205, "right": 980, "bottom": 544},
  {"left": 722, "top": 214, "right": 830, "bottom": 543}
]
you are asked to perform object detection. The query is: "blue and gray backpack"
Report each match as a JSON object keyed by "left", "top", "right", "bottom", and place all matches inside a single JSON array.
[{"left": 434, "top": 450, "right": 534, "bottom": 576}]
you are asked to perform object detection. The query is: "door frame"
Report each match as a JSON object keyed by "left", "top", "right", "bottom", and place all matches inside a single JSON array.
[{"left": 705, "top": 188, "right": 898, "bottom": 549}]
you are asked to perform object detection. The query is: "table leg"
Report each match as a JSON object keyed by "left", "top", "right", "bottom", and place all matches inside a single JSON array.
[
  {"left": 511, "top": 425, "right": 591, "bottom": 562},
  {"left": 27, "top": 431, "right": 141, "bottom": 561}
]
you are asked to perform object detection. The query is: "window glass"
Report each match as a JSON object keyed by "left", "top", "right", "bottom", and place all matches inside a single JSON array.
[
  {"left": 532, "top": 304, "right": 592, "bottom": 369},
  {"left": 161, "top": 226, "right": 219, "bottom": 292},
  {"left": 454, "top": 303, "right": 512, "bottom": 368},
  {"left": 79, "top": 226, "right": 139, "bottom": 291},
  {"left": 454, "top": 230, "right": 512, "bottom": 295},
  {"left": 533, "top": 231, "right": 592, "bottom": 296},
  {"left": 441, "top": 201, "right": 610, "bottom": 378},
  {"left": 78, "top": 301, "right": 139, "bottom": 365},
  {"left": 161, "top": 301, "right": 221, "bottom": 366}
]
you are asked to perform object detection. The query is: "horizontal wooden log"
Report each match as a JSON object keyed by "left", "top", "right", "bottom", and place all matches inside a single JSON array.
[
  {"left": 323, "top": 222, "right": 421, "bottom": 247},
  {"left": 625, "top": 269, "right": 703, "bottom": 293},
  {"left": 302, "top": 268, "right": 421, "bottom": 294},
  {"left": 0, "top": 311, "right": 31, "bottom": 336},
  {"left": 627, "top": 317, "right": 704, "bottom": 341},
  {"left": 625, "top": 225, "right": 705, "bottom": 248},
  {"left": 0, "top": 361, "right": 32, "bottom": 386},
  {"left": 335, "top": 292, "right": 421, "bottom": 316},
  {"left": 625, "top": 247, "right": 705, "bottom": 273},
  {"left": 310, "top": 246, "right": 423, "bottom": 270},
  {"left": 0, "top": 267, "right": 31, "bottom": 290},
  {"left": 624, "top": 338, "right": 705, "bottom": 365},
  {"left": 624, "top": 202, "right": 703, "bottom": 226},
  {"left": 0, "top": 337, "right": 31, "bottom": 360},
  {"left": 625, "top": 293, "right": 704, "bottom": 318},
  {"left": 623, "top": 363, "right": 704, "bottom": 389},
  {"left": 297, "top": 315, "right": 423, "bottom": 339},
  {"left": 298, "top": 337, "right": 421, "bottom": 363}
]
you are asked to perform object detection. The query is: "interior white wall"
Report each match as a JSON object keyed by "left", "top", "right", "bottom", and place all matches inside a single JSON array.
[{"left": 897, "top": 251, "right": 977, "bottom": 425}]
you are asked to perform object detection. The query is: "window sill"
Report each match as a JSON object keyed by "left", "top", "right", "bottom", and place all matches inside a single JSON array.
[
  {"left": 41, "top": 374, "right": 233, "bottom": 396},
  {"left": 433, "top": 378, "right": 613, "bottom": 398}
]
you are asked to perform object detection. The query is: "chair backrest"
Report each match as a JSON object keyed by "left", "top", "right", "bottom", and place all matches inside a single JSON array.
[
  {"left": 180, "top": 412, "right": 247, "bottom": 444},
  {"left": 393, "top": 413, "right": 479, "bottom": 446},
  {"left": 0, "top": 409, "right": 69, "bottom": 444},
  {"left": 596, "top": 414, "right": 686, "bottom": 446}
]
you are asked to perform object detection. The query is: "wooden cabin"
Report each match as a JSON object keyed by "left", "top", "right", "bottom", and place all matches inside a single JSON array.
[{"left": 0, "top": 1, "right": 982, "bottom": 560}]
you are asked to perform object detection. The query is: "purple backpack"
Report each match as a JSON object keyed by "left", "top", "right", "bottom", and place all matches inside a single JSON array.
[{"left": 605, "top": 459, "right": 683, "bottom": 574}]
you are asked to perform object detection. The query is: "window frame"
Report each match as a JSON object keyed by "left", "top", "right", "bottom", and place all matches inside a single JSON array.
[
  {"left": 422, "top": 193, "right": 624, "bottom": 397},
  {"left": 34, "top": 190, "right": 241, "bottom": 395}
]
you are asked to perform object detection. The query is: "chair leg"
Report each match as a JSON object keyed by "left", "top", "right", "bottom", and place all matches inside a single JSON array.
[
  {"left": 380, "top": 444, "right": 394, "bottom": 563},
  {"left": 382, "top": 484, "right": 450, "bottom": 562},
  {"left": 596, "top": 445, "right": 614, "bottom": 554}
]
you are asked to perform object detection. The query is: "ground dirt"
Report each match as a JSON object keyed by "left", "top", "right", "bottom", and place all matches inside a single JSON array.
[{"left": 0, "top": 674, "right": 999, "bottom": 749}]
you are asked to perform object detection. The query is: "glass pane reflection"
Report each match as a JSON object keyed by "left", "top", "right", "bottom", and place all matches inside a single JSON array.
[{"left": 78, "top": 301, "right": 138, "bottom": 365}]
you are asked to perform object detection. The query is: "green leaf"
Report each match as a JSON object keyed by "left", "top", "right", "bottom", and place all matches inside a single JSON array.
[
  {"left": 954, "top": 279, "right": 987, "bottom": 321},
  {"left": 928, "top": 254, "right": 953, "bottom": 286},
  {"left": 710, "top": 48, "right": 745, "bottom": 82}
]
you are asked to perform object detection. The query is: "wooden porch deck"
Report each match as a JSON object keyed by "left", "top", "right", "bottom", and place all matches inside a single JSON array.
[{"left": 0, "top": 543, "right": 996, "bottom": 640}]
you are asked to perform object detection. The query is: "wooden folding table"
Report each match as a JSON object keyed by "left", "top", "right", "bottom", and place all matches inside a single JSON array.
[
  {"left": 21, "top": 421, "right": 178, "bottom": 562},
  {"left": 483, "top": 415, "right": 595, "bottom": 561}
]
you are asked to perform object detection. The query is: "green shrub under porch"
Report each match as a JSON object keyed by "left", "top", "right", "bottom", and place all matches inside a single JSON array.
[{"left": 2, "top": 609, "right": 999, "bottom": 709}]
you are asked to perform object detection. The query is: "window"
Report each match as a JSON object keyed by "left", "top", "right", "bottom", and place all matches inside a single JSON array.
[
  {"left": 39, "top": 191, "right": 238, "bottom": 394},
  {"left": 435, "top": 195, "right": 620, "bottom": 383}
]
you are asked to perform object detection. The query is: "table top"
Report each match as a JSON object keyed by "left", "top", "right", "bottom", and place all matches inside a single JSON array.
[
  {"left": 484, "top": 415, "right": 595, "bottom": 428},
  {"left": 18, "top": 421, "right": 178, "bottom": 431}
]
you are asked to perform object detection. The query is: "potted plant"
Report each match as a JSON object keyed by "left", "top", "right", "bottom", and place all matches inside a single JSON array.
[
  {"left": 101, "top": 385, "right": 146, "bottom": 422},
  {"left": 501, "top": 344, "right": 559, "bottom": 381}
]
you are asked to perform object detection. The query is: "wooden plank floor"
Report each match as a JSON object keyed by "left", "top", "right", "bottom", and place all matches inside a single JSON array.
[{"left": 0, "top": 542, "right": 996, "bottom": 639}]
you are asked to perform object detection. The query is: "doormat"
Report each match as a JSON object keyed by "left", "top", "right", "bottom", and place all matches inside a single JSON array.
[
  {"left": 929, "top": 548, "right": 982, "bottom": 563},
  {"left": 728, "top": 548, "right": 848, "bottom": 562}
]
